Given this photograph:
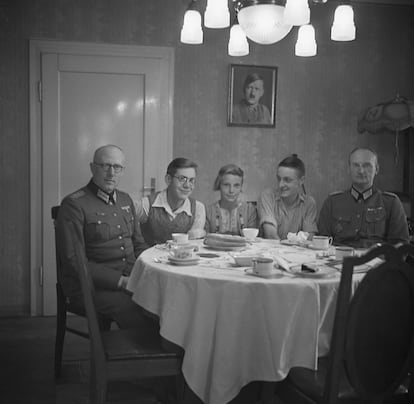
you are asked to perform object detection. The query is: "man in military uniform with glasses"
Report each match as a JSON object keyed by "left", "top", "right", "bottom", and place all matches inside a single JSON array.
[
  {"left": 318, "top": 147, "right": 409, "bottom": 248},
  {"left": 57, "top": 144, "right": 155, "bottom": 329},
  {"left": 135, "top": 157, "right": 206, "bottom": 251}
]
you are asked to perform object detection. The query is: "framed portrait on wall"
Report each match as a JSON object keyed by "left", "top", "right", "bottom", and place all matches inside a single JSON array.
[{"left": 228, "top": 64, "right": 278, "bottom": 128}]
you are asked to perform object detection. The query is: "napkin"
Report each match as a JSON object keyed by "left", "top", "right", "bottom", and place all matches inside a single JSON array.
[{"left": 287, "top": 231, "right": 310, "bottom": 244}]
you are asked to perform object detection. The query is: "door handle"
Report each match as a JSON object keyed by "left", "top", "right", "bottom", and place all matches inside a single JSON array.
[{"left": 143, "top": 177, "right": 156, "bottom": 196}]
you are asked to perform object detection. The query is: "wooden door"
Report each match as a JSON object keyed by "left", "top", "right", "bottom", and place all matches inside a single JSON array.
[{"left": 29, "top": 41, "right": 173, "bottom": 315}]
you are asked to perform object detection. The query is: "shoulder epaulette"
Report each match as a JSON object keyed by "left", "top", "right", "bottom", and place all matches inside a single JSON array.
[
  {"left": 382, "top": 191, "right": 397, "bottom": 198},
  {"left": 69, "top": 190, "right": 86, "bottom": 199},
  {"left": 329, "top": 190, "right": 344, "bottom": 197}
]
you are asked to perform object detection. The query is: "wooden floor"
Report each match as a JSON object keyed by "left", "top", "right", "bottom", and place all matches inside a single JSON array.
[
  {"left": 0, "top": 316, "right": 168, "bottom": 403},
  {"left": 0, "top": 316, "right": 282, "bottom": 404}
]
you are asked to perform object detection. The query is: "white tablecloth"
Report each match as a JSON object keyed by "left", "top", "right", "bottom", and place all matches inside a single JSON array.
[{"left": 127, "top": 239, "right": 362, "bottom": 404}]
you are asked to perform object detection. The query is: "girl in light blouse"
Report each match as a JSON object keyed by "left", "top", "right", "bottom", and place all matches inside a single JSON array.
[{"left": 205, "top": 164, "right": 258, "bottom": 236}]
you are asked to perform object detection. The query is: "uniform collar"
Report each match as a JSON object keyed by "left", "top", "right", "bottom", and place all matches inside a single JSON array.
[
  {"left": 350, "top": 186, "right": 373, "bottom": 201},
  {"left": 88, "top": 180, "right": 117, "bottom": 204},
  {"left": 152, "top": 189, "right": 193, "bottom": 217}
]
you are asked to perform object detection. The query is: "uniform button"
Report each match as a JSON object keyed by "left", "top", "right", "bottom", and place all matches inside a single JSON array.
[
  {"left": 122, "top": 258, "right": 126, "bottom": 262},
  {"left": 120, "top": 246, "right": 125, "bottom": 250},
  {"left": 356, "top": 214, "right": 360, "bottom": 218},
  {"left": 117, "top": 225, "right": 121, "bottom": 229},
  {"left": 97, "top": 220, "right": 102, "bottom": 224},
  {"left": 118, "top": 236, "right": 122, "bottom": 240},
  {"left": 355, "top": 229, "right": 359, "bottom": 233},
  {"left": 113, "top": 213, "right": 117, "bottom": 217}
]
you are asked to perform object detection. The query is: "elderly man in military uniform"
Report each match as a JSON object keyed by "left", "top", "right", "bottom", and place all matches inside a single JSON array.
[
  {"left": 318, "top": 147, "right": 409, "bottom": 248},
  {"left": 57, "top": 145, "right": 154, "bottom": 329}
]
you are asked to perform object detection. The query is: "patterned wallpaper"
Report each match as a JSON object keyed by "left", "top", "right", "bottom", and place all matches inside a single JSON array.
[{"left": 0, "top": 0, "right": 413, "bottom": 314}]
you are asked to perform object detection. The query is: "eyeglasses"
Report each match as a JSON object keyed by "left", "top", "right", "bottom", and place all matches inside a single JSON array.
[
  {"left": 94, "top": 163, "right": 124, "bottom": 173},
  {"left": 173, "top": 175, "right": 196, "bottom": 186}
]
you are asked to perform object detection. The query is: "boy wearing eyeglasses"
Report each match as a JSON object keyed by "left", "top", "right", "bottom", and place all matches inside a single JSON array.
[{"left": 135, "top": 157, "right": 206, "bottom": 250}]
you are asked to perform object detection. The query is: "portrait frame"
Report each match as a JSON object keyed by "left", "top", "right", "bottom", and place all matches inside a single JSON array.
[{"left": 228, "top": 64, "right": 277, "bottom": 128}]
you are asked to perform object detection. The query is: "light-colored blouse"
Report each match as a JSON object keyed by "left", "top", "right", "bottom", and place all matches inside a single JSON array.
[{"left": 205, "top": 199, "right": 258, "bottom": 236}]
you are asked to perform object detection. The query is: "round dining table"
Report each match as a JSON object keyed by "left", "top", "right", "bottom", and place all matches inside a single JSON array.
[{"left": 127, "top": 238, "right": 364, "bottom": 404}]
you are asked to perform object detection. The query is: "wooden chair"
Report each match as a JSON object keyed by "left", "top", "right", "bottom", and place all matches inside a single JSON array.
[
  {"left": 277, "top": 243, "right": 414, "bottom": 404},
  {"left": 52, "top": 206, "right": 112, "bottom": 378},
  {"left": 69, "top": 222, "right": 183, "bottom": 404}
]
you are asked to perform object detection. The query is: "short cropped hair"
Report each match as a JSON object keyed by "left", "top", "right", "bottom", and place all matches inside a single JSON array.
[
  {"left": 348, "top": 147, "right": 378, "bottom": 167},
  {"left": 213, "top": 164, "right": 244, "bottom": 191},
  {"left": 166, "top": 157, "right": 198, "bottom": 177},
  {"left": 93, "top": 144, "right": 124, "bottom": 162},
  {"left": 243, "top": 73, "right": 264, "bottom": 90},
  {"left": 278, "top": 154, "right": 305, "bottom": 178}
]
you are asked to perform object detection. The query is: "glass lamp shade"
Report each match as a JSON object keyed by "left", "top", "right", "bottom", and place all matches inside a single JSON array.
[
  {"left": 228, "top": 24, "right": 249, "bottom": 56},
  {"left": 238, "top": 4, "right": 293, "bottom": 45},
  {"left": 284, "top": 0, "right": 310, "bottom": 26},
  {"left": 295, "top": 24, "right": 317, "bottom": 56},
  {"left": 331, "top": 5, "right": 356, "bottom": 41},
  {"left": 180, "top": 10, "right": 203, "bottom": 44},
  {"left": 204, "top": 0, "right": 230, "bottom": 28}
]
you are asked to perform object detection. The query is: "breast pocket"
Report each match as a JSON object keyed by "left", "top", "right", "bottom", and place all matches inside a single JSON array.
[
  {"left": 333, "top": 215, "right": 352, "bottom": 235},
  {"left": 121, "top": 210, "right": 135, "bottom": 235},
  {"left": 365, "top": 206, "right": 386, "bottom": 236},
  {"left": 85, "top": 213, "right": 110, "bottom": 241}
]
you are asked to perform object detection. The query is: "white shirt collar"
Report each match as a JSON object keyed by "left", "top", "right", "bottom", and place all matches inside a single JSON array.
[{"left": 152, "top": 189, "right": 193, "bottom": 218}]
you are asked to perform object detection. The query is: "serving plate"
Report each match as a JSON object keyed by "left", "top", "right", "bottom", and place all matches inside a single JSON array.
[
  {"left": 204, "top": 245, "right": 245, "bottom": 252},
  {"left": 294, "top": 265, "right": 338, "bottom": 278},
  {"left": 245, "top": 268, "right": 284, "bottom": 279},
  {"left": 168, "top": 257, "right": 200, "bottom": 266}
]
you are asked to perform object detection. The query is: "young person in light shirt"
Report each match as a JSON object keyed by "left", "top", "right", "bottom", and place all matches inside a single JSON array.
[
  {"left": 258, "top": 154, "right": 317, "bottom": 240},
  {"left": 205, "top": 164, "right": 257, "bottom": 235},
  {"left": 135, "top": 157, "right": 206, "bottom": 252}
]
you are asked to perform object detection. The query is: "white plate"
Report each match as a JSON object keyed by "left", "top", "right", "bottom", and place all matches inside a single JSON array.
[
  {"left": 281, "top": 239, "right": 310, "bottom": 247},
  {"left": 307, "top": 244, "right": 330, "bottom": 251},
  {"left": 204, "top": 245, "right": 245, "bottom": 251},
  {"left": 294, "top": 266, "right": 338, "bottom": 278},
  {"left": 245, "top": 268, "right": 284, "bottom": 279},
  {"left": 167, "top": 257, "right": 200, "bottom": 266}
]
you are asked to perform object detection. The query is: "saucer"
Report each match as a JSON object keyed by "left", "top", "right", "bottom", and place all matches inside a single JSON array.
[
  {"left": 245, "top": 268, "right": 283, "bottom": 279},
  {"left": 168, "top": 256, "right": 200, "bottom": 266},
  {"left": 307, "top": 244, "right": 330, "bottom": 251}
]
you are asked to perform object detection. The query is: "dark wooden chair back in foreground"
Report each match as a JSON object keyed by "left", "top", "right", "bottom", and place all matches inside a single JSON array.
[
  {"left": 70, "top": 223, "right": 183, "bottom": 404},
  {"left": 277, "top": 243, "right": 414, "bottom": 404},
  {"left": 52, "top": 206, "right": 112, "bottom": 378}
]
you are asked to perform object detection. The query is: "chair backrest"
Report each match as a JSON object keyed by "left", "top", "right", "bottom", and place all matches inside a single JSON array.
[
  {"left": 69, "top": 222, "right": 108, "bottom": 380},
  {"left": 324, "top": 244, "right": 414, "bottom": 403},
  {"left": 51, "top": 206, "right": 62, "bottom": 281}
]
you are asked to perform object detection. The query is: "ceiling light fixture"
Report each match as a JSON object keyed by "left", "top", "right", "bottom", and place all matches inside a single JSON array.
[{"left": 180, "top": 0, "right": 356, "bottom": 57}]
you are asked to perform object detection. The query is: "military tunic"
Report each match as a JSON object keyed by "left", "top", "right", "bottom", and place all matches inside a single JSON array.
[
  {"left": 318, "top": 187, "right": 409, "bottom": 248},
  {"left": 57, "top": 180, "right": 140, "bottom": 298}
]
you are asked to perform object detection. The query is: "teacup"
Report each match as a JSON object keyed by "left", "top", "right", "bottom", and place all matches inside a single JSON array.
[
  {"left": 169, "top": 244, "right": 196, "bottom": 260},
  {"left": 252, "top": 257, "right": 274, "bottom": 276},
  {"left": 242, "top": 228, "right": 259, "bottom": 240},
  {"left": 311, "top": 236, "right": 333, "bottom": 250},
  {"left": 171, "top": 233, "right": 189, "bottom": 245},
  {"left": 335, "top": 246, "right": 355, "bottom": 260}
]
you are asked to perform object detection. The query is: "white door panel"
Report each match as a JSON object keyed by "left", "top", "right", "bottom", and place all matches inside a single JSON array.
[{"left": 30, "top": 41, "right": 173, "bottom": 315}]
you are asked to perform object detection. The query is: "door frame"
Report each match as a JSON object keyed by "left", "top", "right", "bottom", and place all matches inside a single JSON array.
[{"left": 29, "top": 39, "right": 174, "bottom": 315}]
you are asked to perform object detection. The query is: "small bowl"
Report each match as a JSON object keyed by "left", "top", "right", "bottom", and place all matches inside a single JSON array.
[{"left": 233, "top": 255, "right": 256, "bottom": 267}]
